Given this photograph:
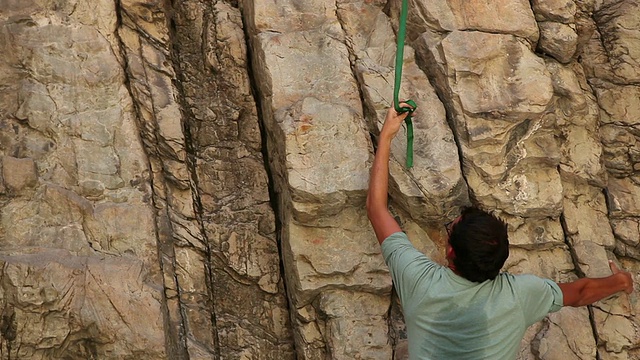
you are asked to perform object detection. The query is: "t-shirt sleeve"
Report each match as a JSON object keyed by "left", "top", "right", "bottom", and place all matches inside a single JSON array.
[
  {"left": 513, "top": 274, "right": 564, "bottom": 326},
  {"left": 380, "top": 232, "right": 438, "bottom": 303}
]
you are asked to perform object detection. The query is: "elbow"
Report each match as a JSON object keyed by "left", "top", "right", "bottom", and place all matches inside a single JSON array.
[
  {"left": 566, "top": 297, "right": 587, "bottom": 308},
  {"left": 366, "top": 192, "right": 384, "bottom": 221}
]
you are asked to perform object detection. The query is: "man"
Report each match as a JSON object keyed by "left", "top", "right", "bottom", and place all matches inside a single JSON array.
[{"left": 366, "top": 104, "right": 634, "bottom": 359}]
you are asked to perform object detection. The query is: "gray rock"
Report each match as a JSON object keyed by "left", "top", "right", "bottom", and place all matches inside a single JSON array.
[
  {"left": 439, "top": 31, "right": 554, "bottom": 116},
  {"left": 0, "top": 249, "right": 166, "bottom": 359},
  {"left": 390, "top": 0, "right": 539, "bottom": 43}
]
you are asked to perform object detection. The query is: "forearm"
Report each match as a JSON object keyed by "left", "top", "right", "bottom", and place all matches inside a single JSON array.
[
  {"left": 367, "top": 106, "right": 409, "bottom": 243},
  {"left": 366, "top": 134, "right": 393, "bottom": 213},
  {"left": 366, "top": 132, "right": 401, "bottom": 243},
  {"left": 562, "top": 273, "right": 631, "bottom": 307}
]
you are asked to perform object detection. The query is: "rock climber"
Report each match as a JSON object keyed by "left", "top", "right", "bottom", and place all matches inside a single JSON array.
[{"left": 366, "top": 103, "right": 634, "bottom": 359}]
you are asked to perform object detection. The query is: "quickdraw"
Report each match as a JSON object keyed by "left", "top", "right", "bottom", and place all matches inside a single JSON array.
[{"left": 393, "top": 0, "right": 417, "bottom": 168}]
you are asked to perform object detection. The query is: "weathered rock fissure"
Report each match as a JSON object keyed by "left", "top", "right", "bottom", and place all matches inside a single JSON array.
[
  {"left": 238, "top": 3, "right": 299, "bottom": 357},
  {"left": 165, "top": 2, "right": 222, "bottom": 358},
  {"left": 113, "top": 3, "right": 189, "bottom": 359},
  {"left": 168, "top": 1, "right": 295, "bottom": 358},
  {"left": 560, "top": 211, "right": 603, "bottom": 359}
]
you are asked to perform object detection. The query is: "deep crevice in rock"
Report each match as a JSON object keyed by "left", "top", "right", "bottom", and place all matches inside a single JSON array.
[
  {"left": 166, "top": 0, "right": 221, "bottom": 357},
  {"left": 559, "top": 211, "right": 602, "bottom": 360},
  {"left": 237, "top": 2, "right": 298, "bottom": 357}
]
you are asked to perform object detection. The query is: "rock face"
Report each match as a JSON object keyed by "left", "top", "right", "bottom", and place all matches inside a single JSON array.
[{"left": 0, "top": 0, "right": 638, "bottom": 359}]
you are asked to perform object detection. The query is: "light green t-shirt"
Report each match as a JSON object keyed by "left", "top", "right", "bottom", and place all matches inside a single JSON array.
[{"left": 381, "top": 232, "right": 563, "bottom": 360}]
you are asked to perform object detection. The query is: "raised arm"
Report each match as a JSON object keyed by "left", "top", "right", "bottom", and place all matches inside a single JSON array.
[
  {"left": 366, "top": 105, "right": 412, "bottom": 244},
  {"left": 558, "top": 260, "right": 634, "bottom": 307}
]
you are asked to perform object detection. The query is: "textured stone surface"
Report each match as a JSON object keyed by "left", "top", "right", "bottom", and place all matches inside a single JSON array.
[
  {"left": 394, "top": 0, "right": 539, "bottom": 43},
  {"left": 581, "top": 0, "right": 640, "bottom": 83},
  {"left": 532, "top": 0, "right": 577, "bottom": 23},
  {"left": 538, "top": 22, "right": 578, "bottom": 63},
  {"left": 531, "top": 307, "right": 596, "bottom": 359},
  {"left": 0, "top": 1, "right": 164, "bottom": 357},
  {"left": 276, "top": 97, "right": 371, "bottom": 220},
  {"left": 337, "top": 0, "right": 468, "bottom": 226},
  {"left": 243, "top": 1, "right": 392, "bottom": 357},
  {"left": 1, "top": 0, "right": 639, "bottom": 359},
  {"left": 2, "top": 156, "right": 38, "bottom": 193},
  {"left": 159, "top": 1, "right": 293, "bottom": 359},
  {"left": 439, "top": 31, "right": 554, "bottom": 116},
  {"left": 0, "top": 249, "right": 165, "bottom": 359}
]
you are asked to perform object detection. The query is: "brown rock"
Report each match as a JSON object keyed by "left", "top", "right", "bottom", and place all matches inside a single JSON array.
[
  {"left": 538, "top": 22, "right": 578, "bottom": 63},
  {"left": 2, "top": 156, "right": 37, "bottom": 192},
  {"left": 532, "top": 0, "right": 577, "bottom": 23}
]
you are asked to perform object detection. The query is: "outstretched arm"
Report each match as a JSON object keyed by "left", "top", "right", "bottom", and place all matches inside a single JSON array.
[
  {"left": 366, "top": 105, "right": 412, "bottom": 244},
  {"left": 558, "top": 260, "right": 634, "bottom": 307}
]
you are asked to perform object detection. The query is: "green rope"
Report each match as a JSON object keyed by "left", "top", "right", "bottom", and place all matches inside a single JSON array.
[{"left": 393, "top": 0, "right": 417, "bottom": 168}]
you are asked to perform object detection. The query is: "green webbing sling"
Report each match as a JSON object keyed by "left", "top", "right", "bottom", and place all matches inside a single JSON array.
[{"left": 393, "top": 0, "right": 417, "bottom": 168}]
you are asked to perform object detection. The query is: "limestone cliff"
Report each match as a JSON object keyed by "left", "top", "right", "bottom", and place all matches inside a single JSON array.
[{"left": 0, "top": 0, "right": 638, "bottom": 359}]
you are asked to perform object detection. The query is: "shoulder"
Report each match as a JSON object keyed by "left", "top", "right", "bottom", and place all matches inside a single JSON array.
[
  {"left": 380, "top": 232, "right": 437, "bottom": 271},
  {"left": 494, "top": 272, "right": 561, "bottom": 292},
  {"left": 380, "top": 231, "right": 411, "bottom": 251},
  {"left": 509, "top": 273, "right": 556, "bottom": 286},
  {"left": 501, "top": 273, "right": 563, "bottom": 304},
  {"left": 381, "top": 231, "right": 410, "bottom": 244},
  {"left": 500, "top": 272, "right": 546, "bottom": 282}
]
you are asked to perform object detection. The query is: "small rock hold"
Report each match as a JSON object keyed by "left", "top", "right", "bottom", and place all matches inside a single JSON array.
[
  {"left": 531, "top": 0, "right": 577, "bottom": 23},
  {"left": 538, "top": 22, "right": 578, "bottom": 64},
  {"left": 2, "top": 156, "right": 38, "bottom": 193},
  {"left": 79, "top": 179, "right": 105, "bottom": 198}
]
